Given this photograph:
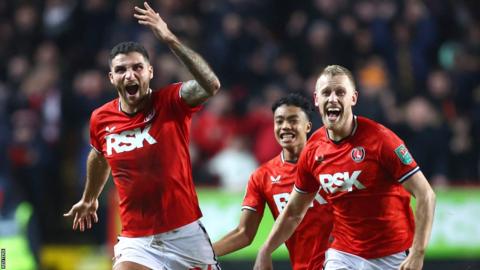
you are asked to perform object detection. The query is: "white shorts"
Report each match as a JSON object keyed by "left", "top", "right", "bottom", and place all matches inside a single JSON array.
[
  {"left": 324, "top": 248, "right": 407, "bottom": 270},
  {"left": 113, "top": 220, "right": 220, "bottom": 270}
]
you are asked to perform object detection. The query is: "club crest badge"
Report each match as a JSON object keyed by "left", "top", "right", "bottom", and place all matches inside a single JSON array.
[
  {"left": 351, "top": 146, "right": 365, "bottom": 163},
  {"left": 144, "top": 109, "right": 156, "bottom": 123}
]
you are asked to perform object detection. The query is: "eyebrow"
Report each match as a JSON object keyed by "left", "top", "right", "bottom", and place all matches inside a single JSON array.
[
  {"left": 113, "top": 61, "right": 144, "bottom": 68},
  {"left": 275, "top": 115, "right": 300, "bottom": 119}
]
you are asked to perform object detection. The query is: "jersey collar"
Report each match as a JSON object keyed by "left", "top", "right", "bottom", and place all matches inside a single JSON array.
[
  {"left": 118, "top": 88, "right": 153, "bottom": 116},
  {"left": 281, "top": 150, "right": 298, "bottom": 164},
  {"left": 326, "top": 115, "right": 358, "bottom": 144}
]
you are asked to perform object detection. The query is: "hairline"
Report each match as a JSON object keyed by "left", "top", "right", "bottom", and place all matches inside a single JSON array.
[
  {"left": 315, "top": 73, "right": 356, "bottom": 93},
  {"left": 273, "top": 104, "right": 311, "bottom": 121}
]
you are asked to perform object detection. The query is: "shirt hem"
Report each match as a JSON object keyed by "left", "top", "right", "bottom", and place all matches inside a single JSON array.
[
  {"left": 331, "top": 242, "right": 412, "bottom": 259},
  {"left": 119, "top": 214, "right": 202, "bottom": 237}
]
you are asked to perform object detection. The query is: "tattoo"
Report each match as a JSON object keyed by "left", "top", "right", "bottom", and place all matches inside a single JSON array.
[
  {"left": 170, "top": 41, "right": 220, "bottom": 106},
  {"left": 180, "top": 80, "right": 210, "bottom": 106}
]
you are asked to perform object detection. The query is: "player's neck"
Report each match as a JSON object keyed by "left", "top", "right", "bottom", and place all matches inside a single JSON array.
[
  {"left": 282, "top": 145, "right": 304, "bottom": 163},
  {"left": 119, "top": 90, "right": 152, "bottom": 115},
  {"left": 327, "top": 114, "right": 355, "bottom": 142}
]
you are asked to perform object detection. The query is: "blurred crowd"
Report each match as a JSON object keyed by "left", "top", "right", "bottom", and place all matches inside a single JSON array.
[{"left": 0, "top": 0, "right": 479, "bottom": 248}]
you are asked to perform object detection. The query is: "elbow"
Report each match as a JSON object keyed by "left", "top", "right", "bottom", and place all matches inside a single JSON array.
[
  {"left": 429, "top": 188, "right": 436, "bottom": 205},
  {"left": 426, "top": 184, "right": 436, "bottom": 202},
  {"left": 210, "top": 79, "right": 221, "bottom": 96},
  {"left": 238, "top": 226, "right": 255, "bottom": 245},
  {"left": 420, "top": 186, "right": 436, "bottom": 209}
]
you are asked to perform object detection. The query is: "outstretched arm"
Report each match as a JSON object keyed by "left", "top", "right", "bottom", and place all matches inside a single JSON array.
[
  {"left": 64, "top": 149, "right": 111, "bottom": 231},
  {"left": 254, "top": 190, "right": 315, "bottom": 270},
  {"left": 134, "top": 2, "right": 220, "bottom": 107},
  {"left": 213, "top": 209, "right": 262, "bottom": 256},
  {"left": 400, "top": 171, "right": 436, "bottom": 270}
]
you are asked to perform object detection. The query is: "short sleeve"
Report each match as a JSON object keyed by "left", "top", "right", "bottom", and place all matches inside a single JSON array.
[
  {"left": 89, "top": 111, "right": 102, "bottom": 154},
  {"left": 294, "top": 147, "right": 320, "bottom": 194},
  {"left": 241, "top": 173, "right": 266, "bottom": 216},
  {"left": 162, "top": 82, "right": 203, "bottom": 115},
  {"left": 379, "top": 127, "right": 420, "bottom": 183}
]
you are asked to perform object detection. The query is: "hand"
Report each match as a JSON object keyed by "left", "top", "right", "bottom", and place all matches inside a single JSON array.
[
  {"left": 399, "top": 250, "right": 424, "bottom": 270},
  {"left": 63, "top": 199, "right": 99, "bottom": 231},
  {"left": 253, "top": 248, "right": 273, "bottom": 270},
  {"left": 134, "top": 2, "right": 178, "bottom": 44}
]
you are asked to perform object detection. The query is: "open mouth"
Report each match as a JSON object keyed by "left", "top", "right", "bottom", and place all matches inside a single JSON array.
[
  {"left": 280, "top": 132, "right": 295, "bottom": 143},
  {"left": 326, "top": 107, "right": 341, "bottom": 121},
  {"left": 125, "top": 84, "right": 139, "bottom": 95}
]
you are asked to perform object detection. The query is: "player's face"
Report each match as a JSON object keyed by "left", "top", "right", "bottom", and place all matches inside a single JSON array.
[
  {"left": 274, "top": 105, "right": 312, "bottom": 150},
  {"left": 109, "top": 52, "right": 153, "bottom": 111},
  {"left": 314, "top": 74, "right": 357, "bottom": 131}
]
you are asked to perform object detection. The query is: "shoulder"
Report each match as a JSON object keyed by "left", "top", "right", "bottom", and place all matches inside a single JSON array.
[
  {"left": 91, "top": 99, "right": 117, "bottom": 121},
  {"left": 152, "top": 82, "right": 183, "bottom": 100},
  {"left": 253, "top": 156, "right": 277, "bottom": 176},
  {"left": 308, "top": 127, "right": 326, "bottom": 143},
  {"left": 304, "top": 128, "right": 325, "bottom": 154},
  {"left": 250, "top": 156, "right": 279, "bottom": 180},
  {"left": 357, "top": 116, "right": 396, "bottom": 138}
]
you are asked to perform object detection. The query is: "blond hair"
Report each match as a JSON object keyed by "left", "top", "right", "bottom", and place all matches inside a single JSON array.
[{"left": 319, "top": 65, "right": 356, "bottom": 89}]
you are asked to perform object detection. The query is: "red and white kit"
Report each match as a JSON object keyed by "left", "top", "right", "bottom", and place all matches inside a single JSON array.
[
  {"left": 295, "top": 116, "right": 419, "bottom": 259},
  {"left": 89, "top": 83, "right": 203, "bottom": 237},
  {"left": 243, "top": 153, "right": 333, "bottom": 270}
]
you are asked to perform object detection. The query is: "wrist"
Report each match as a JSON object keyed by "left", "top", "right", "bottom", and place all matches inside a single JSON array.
[
  {"left": 165, "top": 35, "right": 180, "bottom": 48},
  {"left": 410, "top": 248, "right": 426, "bottom": 256},
  {"left": 81, "top": 195, "right": 97, "bottom": 204},
  {"left": 162, "top": 31, "right": 178, "bottom": 44}
]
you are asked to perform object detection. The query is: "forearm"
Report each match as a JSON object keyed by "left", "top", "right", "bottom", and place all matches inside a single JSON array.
[
  {"left": 411, "top": 190, "right": 436, "bottom": 253},
  {"left": 262, "top": 207, "right": 305, "bottom": 254},
  {"left": 214, "top": 228, "right": 252, "bottom": 256},
  {"left": 82, "top": 150, "right": 111, "bottom": 202},
  {"left": 167, "top": 39, "right": 220, "bottom": 95}
]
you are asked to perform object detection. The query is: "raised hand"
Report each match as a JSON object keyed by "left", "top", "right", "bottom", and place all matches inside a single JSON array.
[
  {"left": 134, "top": 2, "right": 178, "bottom": 44},
  {"left": 63, "top": 199, "right": 99, "bottom": 232}
]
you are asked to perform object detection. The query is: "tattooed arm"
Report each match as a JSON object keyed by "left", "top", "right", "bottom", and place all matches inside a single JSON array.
[{"left": 134, "top": 2, "right": 221, "bottom": 107}]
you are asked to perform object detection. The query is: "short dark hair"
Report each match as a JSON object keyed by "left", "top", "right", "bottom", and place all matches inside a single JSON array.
[
  {"left": 271, "top": 93, "right": 314, "bottom": 121},
  {"left": 109, "top": 41, "right": 150, "bottom": 66}
]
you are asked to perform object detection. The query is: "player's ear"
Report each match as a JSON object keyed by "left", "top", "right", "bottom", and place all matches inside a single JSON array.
[
  {"left": 306, "top": 121, "right": 312, "bottom": 133},
  {"left": 351, "top": 90, "right": 358, "bottom": 106},
  {"left": 108, "top": 72, "right": 114, "bottom": 84},
  {"left": 149, "top": 64, "right": 153, "bottom": 79},
  {"left": 313, "top": 91, "right": 319, "bottom": 107}
]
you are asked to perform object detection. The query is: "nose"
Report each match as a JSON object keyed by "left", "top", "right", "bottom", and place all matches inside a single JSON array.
[
  {"left": 125, "top": 68, "right": 134, "bottom": 80},
  {"left": 281, "top": 121, "right": 291, "bottom": 130},
  {"left": 327, "top": 92, "right": 338, "bottom": 103}
]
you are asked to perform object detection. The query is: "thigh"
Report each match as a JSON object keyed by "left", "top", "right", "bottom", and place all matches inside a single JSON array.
[
  {"left": 367, "top": 251, "right": 407, "bottom": 270},
  {"left": 113, "top": 236, "right": 164, "bottom": 270},
  {"left": 155, "top": 222, "right": 219, "bottom": 270},
  {"left": 324, "top": 248, "right": 362, "bottom": 270}
]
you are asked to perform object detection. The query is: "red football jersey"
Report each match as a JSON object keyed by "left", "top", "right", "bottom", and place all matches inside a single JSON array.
[
  {"left": 243, "top": 153, "right": 333, "bottom": 270},
  {"left": 89, "top": 83, "right": 202, "bottom": 237},
  {"left": 295, "top": 116, "right": 418, "bottom": 259}
]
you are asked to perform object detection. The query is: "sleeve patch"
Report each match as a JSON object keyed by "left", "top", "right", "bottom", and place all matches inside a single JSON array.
[{"left": 394, "top": 144, "right": 413, "bottom": 165}]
